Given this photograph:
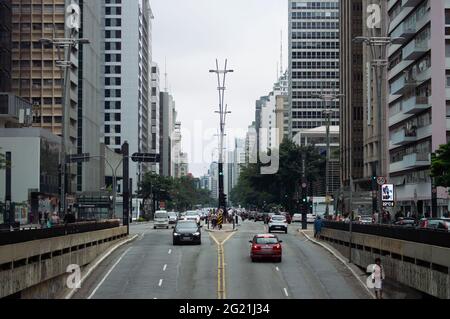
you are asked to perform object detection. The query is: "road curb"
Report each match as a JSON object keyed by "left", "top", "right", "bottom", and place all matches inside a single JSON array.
[
  {"left": 64, "top": 234, "right": 138, "bottom": 299},
  {"left": 299, "top": 230, "right": 376, "bottom": 299}
]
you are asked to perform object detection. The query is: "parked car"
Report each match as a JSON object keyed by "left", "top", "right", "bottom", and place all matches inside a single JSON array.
[
  {"left": 249, "top": 234, "right": 283, "bottom": 263},
  {"left": 268, "top": 215, "right": 288, "bottom": 234},
  {"left": 173, "top": 220, "right": 202, "bottom": 245},
  {"left": 419, "top": 218, "right": 450, "bottom": 231},
  {"left": 393, "top": 218, "right": 417, "bottom": 228},
  {"left": 154, "top": 211, "right": 169, "bottom": 229}
]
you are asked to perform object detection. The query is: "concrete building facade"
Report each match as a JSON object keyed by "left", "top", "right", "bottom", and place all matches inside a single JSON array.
[
  {"left": 103, "top": 0, "right": 154, "bottom": 191},
  {"left": 289, "top": 0, "right": 340, "bottom": 138},
  {"left": 387, "top": 0, "right": 450, "bottom": 216}
]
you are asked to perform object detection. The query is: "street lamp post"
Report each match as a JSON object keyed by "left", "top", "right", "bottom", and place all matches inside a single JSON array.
[
  {"left": 39, "top": 36, "right": 90, "bottom": 219},
  {"left": 210, "top": 59, "right": 234, "bottom": 212},
  {"left": 353, "top": 36, "right": 404, "bottom": 224},
  {"left": 312, "top": 92, "right": 344, "bottom": 217}
]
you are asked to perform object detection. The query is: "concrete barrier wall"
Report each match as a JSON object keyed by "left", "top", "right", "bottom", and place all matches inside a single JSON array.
[
  {"left": 0, "top": 226, "right": 127, "bottom": 299},
  {"left": 321, "top": 228, "right": 450, "bottom": 299}
]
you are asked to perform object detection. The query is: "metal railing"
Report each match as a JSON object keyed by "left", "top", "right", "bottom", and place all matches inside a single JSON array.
[
  {"left": 322, "top": 221, "right": 450, "bottom": 248},
  {"left": 0, "top": 220, "right": 120, "bottom": 246}
]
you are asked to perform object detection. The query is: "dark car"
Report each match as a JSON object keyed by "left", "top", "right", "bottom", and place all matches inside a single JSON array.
[
  {"left": 393, "top": 218, "right": 417, "bottom": 228},
  {"left": 249, "top": 234, "right": 283, "bottom": 263},
  {"left": 173, "top": 220, "right": 202, "bottom": 245},
  {"left": 255, "top": 212, "right": 265, "bottom": 222}
]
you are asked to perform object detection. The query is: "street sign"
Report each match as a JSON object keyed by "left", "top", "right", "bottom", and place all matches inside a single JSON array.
[
  {"left": 131, "top": 153, "right": 160, "bottom": 163},
  {"left": 67, "top": 153, "right": 90, "bottom": 163},
  {"left": 382, "top": 202, "right": 394, "bottom": 208},
  {"left": 377, "top": 177, "right": 386, "bottom": 186}
]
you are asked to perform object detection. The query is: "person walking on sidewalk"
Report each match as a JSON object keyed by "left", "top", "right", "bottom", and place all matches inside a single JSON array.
[
  {"left": 313, "top": 216, "right": 323, "bottom": 239},
  {"left": 372, "top": 258, "right": 385, "bottom": 299}
]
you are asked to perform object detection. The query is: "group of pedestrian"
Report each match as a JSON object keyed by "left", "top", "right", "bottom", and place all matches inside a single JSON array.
[{"left": 209, "top": 209, "right": 224, "bottom": 230}]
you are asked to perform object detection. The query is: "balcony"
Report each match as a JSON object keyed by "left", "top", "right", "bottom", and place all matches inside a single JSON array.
[
  {"left": 403, "top": 96, "right": 430, "bottom": 114},
  {"left": 390, "top": 153, "right": 431, "bottom": 174},
  {"left": 402, "top": 38, "right": 430, "bottom": 60},
  {"left": 0, "top": 93, "right": 33, "bottom": 126},
  {"left": 390, "top": 76, "right": 406, "bottom": 95},
  {"left": 390, "top": 129, "right": 417, "bottom": 147}
]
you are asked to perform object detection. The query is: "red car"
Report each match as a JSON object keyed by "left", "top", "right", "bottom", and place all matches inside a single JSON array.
[{"left": 249, "top": 234, "right": 283, "bottom": 263}]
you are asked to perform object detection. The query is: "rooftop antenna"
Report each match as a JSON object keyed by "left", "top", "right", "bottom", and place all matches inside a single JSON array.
[{"left": 280, "top": 30, "right": 283, "bottom": 78}]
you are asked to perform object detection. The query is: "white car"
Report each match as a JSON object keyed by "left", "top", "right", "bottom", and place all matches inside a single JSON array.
[
  {"left": 292, "top": 214, "right": 302, "bottom": 223},
  {"left": 268, "top": 215, "right": 288, "bottom": 234},
  {"left": 307, "top": 213, "right": 317, "bottom": 223},
  {"left": 168, "top": 212, "right": 178, "bottom": 225},
  {"left": 184, "top": 211, "right": 201, "bottom": 225},
  {"left": 154, "top": 211, "right": 169, "bottom": 229}
]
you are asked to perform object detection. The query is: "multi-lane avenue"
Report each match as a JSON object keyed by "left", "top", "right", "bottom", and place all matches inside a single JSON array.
[{"left": 72, "top": 221, "right": 371, "bottom": 299}]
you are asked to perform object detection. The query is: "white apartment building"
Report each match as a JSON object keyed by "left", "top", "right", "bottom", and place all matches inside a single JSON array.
[
  {"left": 387, "top": 0, "right": 450, "bottom": 216},
  {"left": 103, "top": 0, "right": 154, "bottom": 191}
]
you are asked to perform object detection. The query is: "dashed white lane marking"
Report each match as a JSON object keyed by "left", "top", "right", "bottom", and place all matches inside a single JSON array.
[
  {"left": 163, "top": 264, "right": 167, "bottom": 271},
  {"left": 158, "top": 279, "right": 163, "bottom": 287},
  {"left": 168, "top": 249, "right": 172, "bottom": 255},
  {"left": 88, "top": 247, "right": 132, "bottom": 299},
  {"left": 283, "top": 288, "right": 289, "bottom": 297}
]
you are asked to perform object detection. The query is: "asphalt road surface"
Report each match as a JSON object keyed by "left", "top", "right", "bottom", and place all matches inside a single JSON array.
[{"left": 72, "top": 221, "right": 370, "bottom": 299}]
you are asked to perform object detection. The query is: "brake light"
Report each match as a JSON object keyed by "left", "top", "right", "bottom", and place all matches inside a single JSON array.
[
  {"left": 273, "top": 244, "right": 281, "bottom": 250},
  {"left": 253, "top": 245, "right": 261, "bottom": 250}
]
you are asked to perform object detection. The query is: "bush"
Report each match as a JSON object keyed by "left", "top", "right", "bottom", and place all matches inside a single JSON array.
[{"left": 137, "top": 217, "right": 147, "bottom": 222}]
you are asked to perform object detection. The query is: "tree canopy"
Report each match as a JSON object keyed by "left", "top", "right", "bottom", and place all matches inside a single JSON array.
[
  {"left": 431, "top": 142, "right": 450, "bottom": 187},
  {"left": 230, "top": 139, "right": 325, "bottom": 211},
  {"left": 139, "top": 172, "right": 215, "bottom": 214}
]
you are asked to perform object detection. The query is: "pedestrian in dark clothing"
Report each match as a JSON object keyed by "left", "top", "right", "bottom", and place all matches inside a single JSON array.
[{"left": 314, "top": 216, "right": 323, "bottom": 239}]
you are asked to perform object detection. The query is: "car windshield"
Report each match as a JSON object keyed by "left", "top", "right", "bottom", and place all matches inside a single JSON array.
[
  {"left": 168, "top": 213, "right": 176, "bottom": 217},
  {"left": 255, "top": 237, "right": 278, "bottom": 244},
  {"left": 155, "top": 213, "right": 168, "bottom": 219},
  {"left": 272, "top": 216, "right": 285, "bottom": 221}
]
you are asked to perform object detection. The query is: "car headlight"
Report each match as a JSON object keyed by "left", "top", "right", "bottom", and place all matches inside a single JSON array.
[
  {"left": 174, "top": 233, "right": 180, "bottom": 236},
  {"left": 193, "top": 232, "right": 200, "bottom": 236}
]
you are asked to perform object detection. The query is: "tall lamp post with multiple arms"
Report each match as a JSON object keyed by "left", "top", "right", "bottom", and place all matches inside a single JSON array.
[
  {"left": 39, "top": 35, "right": 90, "bottom": 219},
  {"left": 352, "top": 36, "right": 404, "bottom": 223},
  {"left": 311, "top": 92, "right": 344, "bottom": 217},
  {"left": 210, "top": 59, "right": 233, "bottom": 212}
]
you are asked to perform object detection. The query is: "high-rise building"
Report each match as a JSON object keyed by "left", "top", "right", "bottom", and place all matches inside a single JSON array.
[
  {"left": 232, "top": 138, "right": 246, "bottom": 189},
  {"left": 150, "top": 62, "right": 160, "bottom": 173},
  {"left": 258, "top": 71, "right": 289, "bottom": 152},
  {"left": 76, "top": 0, "right": 105, "bottom": 192},
  {"left": 387, "top": 0, "right": 450, "bottom": 216},
  {"left": 209, "top": 162, "right": 219, "bottom": 200},
  {"left": 288, "top": 0, "right": 340, "bottom": 138},
  {"left": 245, "top": 122, "right": 257, "bottom": 165},
  {"left": 0, "top": 0, "right": 12, "bottom": 93},
  {"left": 103, "top": 0, "right": 154, "bottom": 191},
  {"left": 339, "top": 0, "right": 365, "bottom": 193},
  {"left": 11, "top": 0, "right": 79, "bottom": 149},
  {"left": 159, "top": 91, "right": 176, "bottom": 177}
]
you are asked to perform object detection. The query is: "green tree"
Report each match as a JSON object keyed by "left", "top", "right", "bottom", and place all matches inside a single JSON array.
[
  {"left": 431, "top": 142, "right": 450, "bottom": 187},
  {"left": 230, "top": 139, "right": 324, "bottom": 212}
]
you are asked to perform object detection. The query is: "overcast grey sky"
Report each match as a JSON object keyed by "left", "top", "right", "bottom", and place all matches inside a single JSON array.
[{"left": 151, "top": 0, "right": 288, "bottom": 177}]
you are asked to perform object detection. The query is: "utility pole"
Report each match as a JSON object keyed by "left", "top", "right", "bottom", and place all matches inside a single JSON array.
[
  {"left": 210, "top": 59, "right": 233, "bottom": 213},
  {"left": 353, "top": 36, "right": 405, "bottom": 223},
  {"left": 39, "top": 4, "right": 90, "bottom": 220},
  {"left": 122, "top": 142, "right": 130, "bottom": 235},
  {"left": 312, "top": 92, "right": 343, "bottom": 217}
]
